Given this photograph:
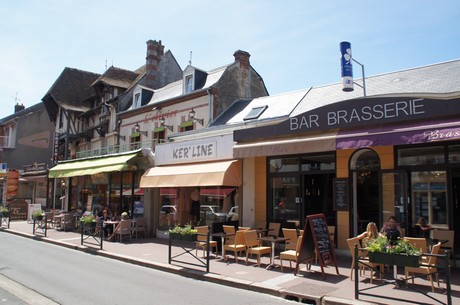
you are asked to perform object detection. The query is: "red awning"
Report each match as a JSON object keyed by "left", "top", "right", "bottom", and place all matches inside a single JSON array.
[
  {"left": 160, "top": 188, "right": 177, "bottom": 197},
  {"left": 200, "top": 188, "right": 235, "bottom": 198}
]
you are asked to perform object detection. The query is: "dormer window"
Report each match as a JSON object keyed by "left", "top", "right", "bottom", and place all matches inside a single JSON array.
[
  {"left": 185, "top": 75, "right": 194, "bottom": 93},
  {"left": 133, "top": 93, "right": 141, "bottom": 108}
]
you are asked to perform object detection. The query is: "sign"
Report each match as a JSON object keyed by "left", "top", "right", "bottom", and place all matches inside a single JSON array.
[
  {"left": 340, "top": 41, "right": 353, "bottom": 92},
  {"left": 297, "top": 213, "right": 339, "bottom": 278},
  {"left": 171, "top": 141, "right": 216, "bottom": 161},
  {"left": 333, "top": 178, "right": 348, "bottom": 211},
  {"left": 24, "top": 162, "right": 47, "bottom": 173},
  {"left": 0, "top": 163, "right": 7, "bottom": 177},
  {"left": 9, "top": 199, "right": 28, "bottom": 221}
]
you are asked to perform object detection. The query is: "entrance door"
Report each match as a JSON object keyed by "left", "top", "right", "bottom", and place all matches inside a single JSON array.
[
  {"left": 302, "top": 174, "right": 335, "bottom": 227},
  {"left": 450, "top": 170, "right": 460, "bottom": 253}
]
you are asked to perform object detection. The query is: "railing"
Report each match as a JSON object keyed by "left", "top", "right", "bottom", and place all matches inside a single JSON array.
[{"left": 75, "top": 139, "right": 160, "bottom": 159}]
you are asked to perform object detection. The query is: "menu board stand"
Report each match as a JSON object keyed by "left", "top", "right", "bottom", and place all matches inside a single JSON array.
[{"left": 296, "top": 213, "right": 339, "bottom": 278}]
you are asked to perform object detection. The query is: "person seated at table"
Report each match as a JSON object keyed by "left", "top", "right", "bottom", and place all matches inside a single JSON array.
[
  {"left": 380, "top": 216, "right": 401, "bottom": 243},
  {"left": 99, "top": 209, "right": 112, "bottom": 237},
  {"left": 121, "top": 212, "right": 129, "bottom": 220},
  {"left": 358, "top": 222, "right": 379, "bottom": 247},
  {"left": 413, "top": 217, "right": 433, "bottom": 238}
]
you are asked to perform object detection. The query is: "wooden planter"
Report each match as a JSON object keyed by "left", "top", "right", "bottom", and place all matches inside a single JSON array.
[{"left": 368, "top": 252, "right": 421, "bottom": 267}]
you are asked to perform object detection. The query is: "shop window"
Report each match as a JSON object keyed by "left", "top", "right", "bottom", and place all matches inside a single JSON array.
[
  {"left": 398, "top": 146, "right": 445, "bottom": 166},
  {"left": 269, "top": 157, "right": 299, "bottom": 173},
  {"left": 159, "top": 188, "right": 178, "bottom": 227},
  {"left": 270, "top": 176, "right": 300, "bottom": 222},
  {"left": 448, "top": 144, "right": 460, "bottom": 163},
  {"left": 301, "top": 154, "right": 335, "bottom": 171},
  {"left": 411, "top": 171, "right": 447, "bottom": 226}
]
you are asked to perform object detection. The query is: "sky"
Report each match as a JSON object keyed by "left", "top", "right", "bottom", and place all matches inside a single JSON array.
[{"left": 1, "top": 0, "right": 459, "bottom": 119}]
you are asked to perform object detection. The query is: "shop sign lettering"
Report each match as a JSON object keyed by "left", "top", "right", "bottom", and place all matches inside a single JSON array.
[{"left": 172, "top": 142, "right": 216, "bottom": 160}]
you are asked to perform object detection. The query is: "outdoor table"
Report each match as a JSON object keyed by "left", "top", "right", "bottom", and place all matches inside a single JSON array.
[
  {"left": 211, "top": 232, "right": 234, "bottom": 260},
  {"left": 257, "top": 236, "right": 288, "bottom": 269},
  {"left": 104, "top": 220, "right": 120, "bottom": 233}
]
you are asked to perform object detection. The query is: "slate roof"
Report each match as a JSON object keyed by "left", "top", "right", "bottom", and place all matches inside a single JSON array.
[
  {"left": 91, "top": 66, "right": 140, "bottom": 89},
  {"left": 291, "top": 58, "right": 460, "bottom": 117},
  {"left": 42, "top": 68, "right": 100, "bottom": 119}
]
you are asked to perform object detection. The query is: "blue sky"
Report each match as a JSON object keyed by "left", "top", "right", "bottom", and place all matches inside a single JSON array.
[{"left": 1, "top": 1, "right": 459, "bottom": 119}]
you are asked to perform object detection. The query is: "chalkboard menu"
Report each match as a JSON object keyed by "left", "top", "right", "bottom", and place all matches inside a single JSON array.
[
  {"left": 333, "top": 178, "right": 348, "bottom": 211},
  {"left": 296, "top": 213, "right": 339, "bottom": 278}
]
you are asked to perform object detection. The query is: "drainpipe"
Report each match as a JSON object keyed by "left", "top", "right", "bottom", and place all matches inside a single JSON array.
[{"left": 207, "top": 88, "right": 213, "bottom": 125}]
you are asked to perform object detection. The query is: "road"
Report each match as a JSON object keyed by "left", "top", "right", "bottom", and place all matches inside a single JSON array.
[{"left": 0, "top": 232, "right": 294, "bottom": 305}]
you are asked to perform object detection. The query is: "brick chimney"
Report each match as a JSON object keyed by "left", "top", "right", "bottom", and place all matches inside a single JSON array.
[
  {"left": 233, "top": 50, "right": 250, "bottom": 69},
  {"left": 146, "top": 40, "right": 165, "bottom": 88},
  {"left": 14, "top": 103, "right": 25, "bottom": 113}
]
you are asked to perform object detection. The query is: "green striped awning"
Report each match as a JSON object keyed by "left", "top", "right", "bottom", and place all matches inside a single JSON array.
[
  {"left": 153, "top": 126, "right": 165, "bottom": 132},
  {"left": 48, "top": 152, "right": 139, "bottom": 178},
  {"left": 179, "top": 120, "right": 193, "bottom": 128}
]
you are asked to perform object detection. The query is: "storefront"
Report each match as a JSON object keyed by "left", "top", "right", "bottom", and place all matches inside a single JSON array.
[
  {"left": 140, "top": 134, "right": 241, "bottom": 233},
  {"left": 233, "top": 64, "right": 460, "bottom": 250},
  {"left": 48, "top": 149, "right": 153, "bottom": 218}
]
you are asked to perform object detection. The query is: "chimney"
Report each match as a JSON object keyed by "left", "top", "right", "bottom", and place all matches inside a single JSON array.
[
  {"left": 146, "top": 40, "right": 165, "bottom": 88},
  {"left": 14, "top": 103, "right": 25, "bottom": 113},
  {"left": 233, "top": 50, "right": 250, "bottom": 69}
]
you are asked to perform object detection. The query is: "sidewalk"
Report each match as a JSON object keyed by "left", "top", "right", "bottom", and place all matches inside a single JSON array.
[{"left": 1, "top": 221, "right": 458, "bottom": 305}]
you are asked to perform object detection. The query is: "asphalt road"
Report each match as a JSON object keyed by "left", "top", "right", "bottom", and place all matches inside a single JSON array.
[{"left": 0, "top": 232, "right": 294, "bottom": 305}]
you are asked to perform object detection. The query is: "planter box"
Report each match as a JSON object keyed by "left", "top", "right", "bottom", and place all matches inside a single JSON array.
[
  {"left": 170, "top": 233, "right": 197, "bottom": 242},
  {"left": 82, "top": 222, "right": 97, "bottom": 228},
  {"left": 369, "top": 252, "right": 421, "bottom": 267}
]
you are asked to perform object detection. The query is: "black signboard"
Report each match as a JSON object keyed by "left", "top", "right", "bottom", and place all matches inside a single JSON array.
[
  {"left": 297, "top": 213, "right": 339, "bottom": 278},
  {"left": 333, "top": 178, "right": 348, "bottom": 211},
  {"left": 8, "top": 199, "right": 28, "bottom": 221}
]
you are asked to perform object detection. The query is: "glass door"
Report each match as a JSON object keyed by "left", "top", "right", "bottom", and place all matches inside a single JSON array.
[{"left": 380, "top": 170, "right": 409, "bottom": 234}]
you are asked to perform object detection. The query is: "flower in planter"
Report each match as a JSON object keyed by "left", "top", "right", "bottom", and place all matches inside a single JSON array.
[
  {"left": 80, "top": 214, "right": 96, "bottom": 224},
  {"left": 0, "top": 206, "right": 8, "bottom": 215},
  {"left": 366, "top": 236, "right": 422, "bottom": 256},
  {"left": 169, "top": 225, "right": 198, "bottom": 235},
  {"left": 31, "top": 210, "right": 45, "bottom": 219}
]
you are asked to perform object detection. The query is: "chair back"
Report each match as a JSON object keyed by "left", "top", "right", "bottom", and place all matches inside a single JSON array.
[
  {"left": 346, "top": 236, "right": 362, "bottom": 257},
  {"left": 268, "top": 222, "right": 281, "bottom": 238},
  {"left": 295, "top": 236, "right": 303, "bottom": 254},
  {"left": 195, "top": 226, "right": 209, "bottom": 242},
  {"left": 223, "top": 225, "right": 236, "bottom": 243},
  {"left": 404, "top": 237, "right": 428, "bottom": 253},
  {"left": 243, "top": 230, "right": 259, "bottom": 248},
  {"left": 432, "top": 229, "right": 454, "bottom": 249},
  {"left": 134, "top": 218, "right": 146, "bottom": 227},
  {"left": 428, "top": 242, "right": 442, "bottom": 266},
  {"left": 282, "top": 228, "right": 298, "bottom": 250},
  {"left": 234, "top": 230, "right": 246, "bottom": 245},
  {"left": 119, "top": 220, "right": 131, "bottom": 233}
]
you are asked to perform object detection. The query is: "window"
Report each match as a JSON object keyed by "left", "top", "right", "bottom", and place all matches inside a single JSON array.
[
  {"left": 185, "top": 75, "right": 193, "bottom": 93},
  {"left": 269, "top": 157, "right": 299, "bottom": 173},
  {"left": 398, "top": 146, "right": 445, "bottom": 166},
  {"left": 133, "top": 93, "right": 141, "bottom": 108},
  {"left": 244, "top": 105, "right": 268, "bottom": 121},
  {"left": 411, "top": 171, "right": 447, "bottom": 226}
]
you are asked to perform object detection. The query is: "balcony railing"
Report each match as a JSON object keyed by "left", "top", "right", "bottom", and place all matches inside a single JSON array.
[{"left": 75, "top": 139, "right": 161, "bottom": 159}]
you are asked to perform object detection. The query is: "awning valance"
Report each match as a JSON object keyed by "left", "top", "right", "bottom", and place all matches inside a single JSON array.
[
  {"left": 200, "top": 187, "right": 235, "bottom": 198},
  {"left": 49, "top": 152, "right": 140, "bottom": 178},
  {"left": 233, "top": 131, "right": 337, "bottom": 158},
  {"left": 140, "top": 160, "right": 242, "bottom": 187}
]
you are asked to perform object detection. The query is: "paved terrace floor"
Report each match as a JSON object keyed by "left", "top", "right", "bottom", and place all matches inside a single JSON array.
[{"left": 1, "top": 221, "right": 459, "bottom": 305}]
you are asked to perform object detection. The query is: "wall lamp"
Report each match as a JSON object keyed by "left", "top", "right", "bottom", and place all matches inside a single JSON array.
[
  {"left": 114, "top": 131, "right": 126, "bottom": 141},
  {"left": 134, "top": 123, "right": 148, "bottom": 136},
  {"left": 189, "top": 109, "right": 204, "bottom": 125},
  {"left": 159, "top": 116, "right": 173, "bottom": 131}
]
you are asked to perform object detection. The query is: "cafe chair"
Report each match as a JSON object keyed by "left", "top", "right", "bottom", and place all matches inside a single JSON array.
[
  {"left": 405, "top": 242, "right": 441, "bottom": 292},
  {"left": 280, "top": 236, "right": 303, "bottom": 272},
  {"left": 113, "top": 220, "right": 132, "bottom": 242},
  {"left": 223, "top": 225, "right": 236, "bottom": 244},
  {"left": 223, "top": 230, "right": 246, "bottom": 263},
  {"left": 61, "top": 214, "right": 75, "bottom": 232},
  {"left": 432, "top": 229, "right": 456, "bottom": 267},
  {"left": 282, "top": 228, "right": 298, "bottom": 251},
  {"left": 404, "top": 237, "right": 428, "bottom": 255},
  {"left": 243, "top": 230, "right": 272, "bottom": 267},
  {"left": 131, "top": 218, "right": 147, "bottom": 239},
  {"left": 346, "top": 236, "right": 383, "bottom": 284},
  {"left": 268, "top": 222, "right": 281, "bottom": 238},
  {"left": 195, "top": 226, "right": 218, "bottom": 258},
  {"left": 45, "top": 211, "right": 54, "bottom": 229}
]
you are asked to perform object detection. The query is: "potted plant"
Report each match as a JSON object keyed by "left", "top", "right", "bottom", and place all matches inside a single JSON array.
[
  {"left": 169, "top": 225, "right": 198, "bottom": 242},
  {"left": 32, "top": 210, "right": 45, "bottom": 221},
  {"left": 80, "top": 214, "right": 97, "bottom": 228},
  {"left": 366, "top": 236, "right": 423, "bottom": 267},
  {"left": 0, "top": 206, "right": 8, "bottom": 218}
]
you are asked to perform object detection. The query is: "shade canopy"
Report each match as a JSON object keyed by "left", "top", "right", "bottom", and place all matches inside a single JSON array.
[
  {"left": 48, "top": 152, "right": 140, "bottom": 178},
  {"left": 140, "top": 160, "right": 242, "bottom": 187}
]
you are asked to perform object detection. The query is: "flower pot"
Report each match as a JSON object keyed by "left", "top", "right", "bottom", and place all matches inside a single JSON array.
[
  {"left": 33, "top": 215, "right": 44, "bottom": 221},
  {"left": 1, "top": 211, "right": 8, "bottom": 218},
  {"left": 83, "top": 222, "right": 97, "bottom": 228},
  {"left": 170, "top": 233, "right": 197, "bottom": 242},
  {"left": 368, "top": 252, "right": 421, "bottom": 267}
]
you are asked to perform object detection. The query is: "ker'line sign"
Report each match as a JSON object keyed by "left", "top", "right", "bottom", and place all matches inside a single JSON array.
[{"left": 296, "top": 213, "right": 339, "bottom": 278}]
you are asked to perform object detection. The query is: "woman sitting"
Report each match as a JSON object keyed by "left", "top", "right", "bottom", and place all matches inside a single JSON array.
[
  {"left": 380, "top": 216, "right": 401, "bottom": 243},
  {"left": 413, "top": 217, "right": 433, "bottom": 238}
]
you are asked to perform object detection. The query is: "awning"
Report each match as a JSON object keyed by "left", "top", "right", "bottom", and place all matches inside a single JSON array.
[
  {"left": 233, "top": 131, "right": 337, "bottom": 158},
  {"left": 200, "top": 187, "right": 235, "bottom": 198},
  {"left": 160, "top": 188, "right": 178, "bottom": 196},
  {"left": 336, "top": 119, "right": 460, "bottom": 149},
  {"left": 140, "top": 160, "right": 242, "bottom": 187},
  {"left": 49, "top": 152, "right": 140, "bottom": 178},
  {"left": 21, "top": 175, "right": 48, "bottom": 182}
]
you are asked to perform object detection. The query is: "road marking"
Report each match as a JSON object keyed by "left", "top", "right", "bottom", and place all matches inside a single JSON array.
[{"left": 0, "top": 274, "right": 59, "bottom": 305}]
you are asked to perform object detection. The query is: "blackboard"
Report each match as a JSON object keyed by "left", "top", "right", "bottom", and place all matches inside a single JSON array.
[
  {"left": 333, "top": 178, "right": 348, "bottom": 211},
  {"left": 296, "top": 213, "right": 339, "bottom": 277}
]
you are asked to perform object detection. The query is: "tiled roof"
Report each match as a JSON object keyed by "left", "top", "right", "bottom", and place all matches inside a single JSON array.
[{"left": 91, "top": 66, "right": 139, "bottom": 89}]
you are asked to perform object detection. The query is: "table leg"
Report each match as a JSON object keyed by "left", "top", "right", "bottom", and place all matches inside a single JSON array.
[
  {"left": 221, "top": 237, "right": 226, "bottom": 259},
  {"left": 266, "top": 241, "right": 276, "bottom": 269}
]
